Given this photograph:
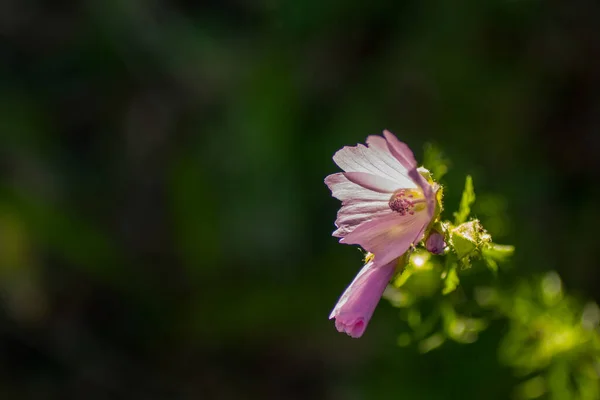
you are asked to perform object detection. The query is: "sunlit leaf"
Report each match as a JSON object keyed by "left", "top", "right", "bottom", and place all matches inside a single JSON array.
[
  {"left": 482, "top": 243, "right": 515, "bottom": 262},
  {"left": 454, "top": 175, "right": 475, "bottom": 225}
]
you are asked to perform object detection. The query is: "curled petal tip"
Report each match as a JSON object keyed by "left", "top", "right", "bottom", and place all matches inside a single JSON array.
[{"left": 329, "top": 260, "right": 396, "bottom": 338}]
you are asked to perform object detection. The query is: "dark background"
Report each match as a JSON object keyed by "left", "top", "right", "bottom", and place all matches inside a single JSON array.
[{"left": 1, "top": 0, "right": 600, "bottom": 398}]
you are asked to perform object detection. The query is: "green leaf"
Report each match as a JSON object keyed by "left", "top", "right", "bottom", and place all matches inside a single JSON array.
[
  {"left": 393, "top": 266, "right": 414, "bottom": 288},
  {"left": 484, "top": 257, "right": 498, "bottom": 273},
  {"left": 482, "top": 243, "right": 514, "bottom": 273},
  {"left": 482, "top": 243, "right": 515, "bottom": 262},
  {"left": 423, "top": 143, "right": 450, "bottom": 181},
  {"left": 443, "top": 263, "right": 460, "bottom": 295},
  {"left": 412, "top": 309, "right": 441, "bottom": 340},
  {"left": 391, "top": 253, "right": 414, "bottom": 287},
  {"left": 454, "top": 175, "right": 476, "bottom": 225},
  {"left": 418, "top": 333, "right": 446, "bottom": 353}
]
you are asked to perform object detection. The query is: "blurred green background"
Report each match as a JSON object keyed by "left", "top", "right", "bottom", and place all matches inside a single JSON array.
[{"left": 1, "top": 0, "right": 600, "bottom": 398}]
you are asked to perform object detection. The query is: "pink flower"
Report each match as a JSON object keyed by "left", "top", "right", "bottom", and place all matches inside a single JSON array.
[
  {"left": 325, "top": 130, "right": 437, "bottom": 337},
  {"left": 325, "top": 130, "right": 436, "bottom": 266}
]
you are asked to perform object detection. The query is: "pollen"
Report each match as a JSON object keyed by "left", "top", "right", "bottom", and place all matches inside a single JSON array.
[{"left": 388, "top": 189, "right": 424, "bottom": 216}]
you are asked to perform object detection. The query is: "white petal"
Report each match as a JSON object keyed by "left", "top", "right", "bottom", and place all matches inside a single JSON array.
[
  {"left": 344, "top": 172, "right": 400, "bottom": 193},
  {"left": 333, "top": 143, "right": 416, "bottom": 189},
  {"left": 365, "top": 135, "right": 416, "bottom": 188},
  {"left": 325, "top": 173, "right": 389, "bottom": 204}
]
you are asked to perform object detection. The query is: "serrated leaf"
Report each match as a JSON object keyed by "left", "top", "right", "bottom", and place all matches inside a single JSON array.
[{"left": 454, "top": 175, "right": 475, "bottom": 225}]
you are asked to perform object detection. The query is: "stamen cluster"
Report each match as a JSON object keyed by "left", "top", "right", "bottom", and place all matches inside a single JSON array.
[{"left": 389, "top": 190, "right": 416, "bottom": 216}]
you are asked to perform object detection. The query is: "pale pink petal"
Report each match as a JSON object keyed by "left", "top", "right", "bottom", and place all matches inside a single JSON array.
[
  {"left": 329, "top": 259, "right": 397, "bottom": 338},
  {"left": 341, "top": 210, "right": 431, "bottom": 267},
  {"left": 409, "top": 168, "right": 436, "bottom": 218},
  {"left": 325, "top": 173, "right": 391, "bottom": 237},
  {"left": 333, "top": 143, "right": 414, "bottom": 187},
  {"left": 343, "top": 171, "right": 399, "bottom": 193},
  {"left": 332, "top": 145, "right": 380, "bottom": 175},
  {"left": 324, "top": 173, "right": 390, "bottom": 204},
  {"left": 365, "top": 135, "right": 416, "bottom": 188},
  {"left": 333, "top": 201, "right": 390, "bottom": 238},
  {"left": 382, "top": 130, "right": 418, "bottom": 170}
]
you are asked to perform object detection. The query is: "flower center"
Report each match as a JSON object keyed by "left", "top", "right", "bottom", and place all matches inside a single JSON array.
[{"left": 388, "top": 189, "right": 425, "bottom": 216}]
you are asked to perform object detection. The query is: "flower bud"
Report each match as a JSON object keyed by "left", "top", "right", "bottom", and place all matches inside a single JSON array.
[
  {"left": 426, "top": 231, "right": 446, "bottom": 255},
  {"left": 450, "top": 220, "right": 491, "bottom": 260}
]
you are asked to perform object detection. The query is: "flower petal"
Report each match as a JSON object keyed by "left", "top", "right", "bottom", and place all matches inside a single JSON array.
[
  {"left": 333, "top": 200, "right": 390, "bottom": 238},
  {"left": 343, "top": 172, "right": 400, "bottom": 193},
  {"left": 409, "top": 168, "right": 436, "bottom": 218},
  {"left": 366, "top": 135, "right": 416, "bottom": 186},
  {"left": 333, "top": 143, "right": 415, "bottom": 188},
  {"left": 329, "top": 259, "right": 397, "bottom": 338},
  {"left": 325, "top": 173, "right": 389, "bottom": 204},
  {"left": 341, "top": 210, "right": 431, "bottom": 267},
  {"left": 325, "top": 173, "right": 391, "bottom": 237},
  {"left": 382, "top": 130, "right": 418, "bottom": 170}
]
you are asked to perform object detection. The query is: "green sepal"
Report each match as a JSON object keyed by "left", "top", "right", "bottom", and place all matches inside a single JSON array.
[{"left": 450, "top": 220, "right": 491, "bottom": 260}]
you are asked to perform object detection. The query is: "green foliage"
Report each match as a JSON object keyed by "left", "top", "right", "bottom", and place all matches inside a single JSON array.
[
  {"left": 423, "top": 143, "right": 450, "bottom": 181},
  {"left": 482, "top": 243, "right": 515, "bottom": 263},
  {"left": 442, "top": 261, "right": 459, "bottom": 295},
  {"left": 482, "top": 243, "right": 515, "bottom": 273},
  {"left": 454, "top": 175, "right": 475, "bottom": 225},
  {"left": 384, "top": 154, "right": 600, "bottom": 399},
  {"left": 480, "top": 274, "right": 600, "bottom": 400}
]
